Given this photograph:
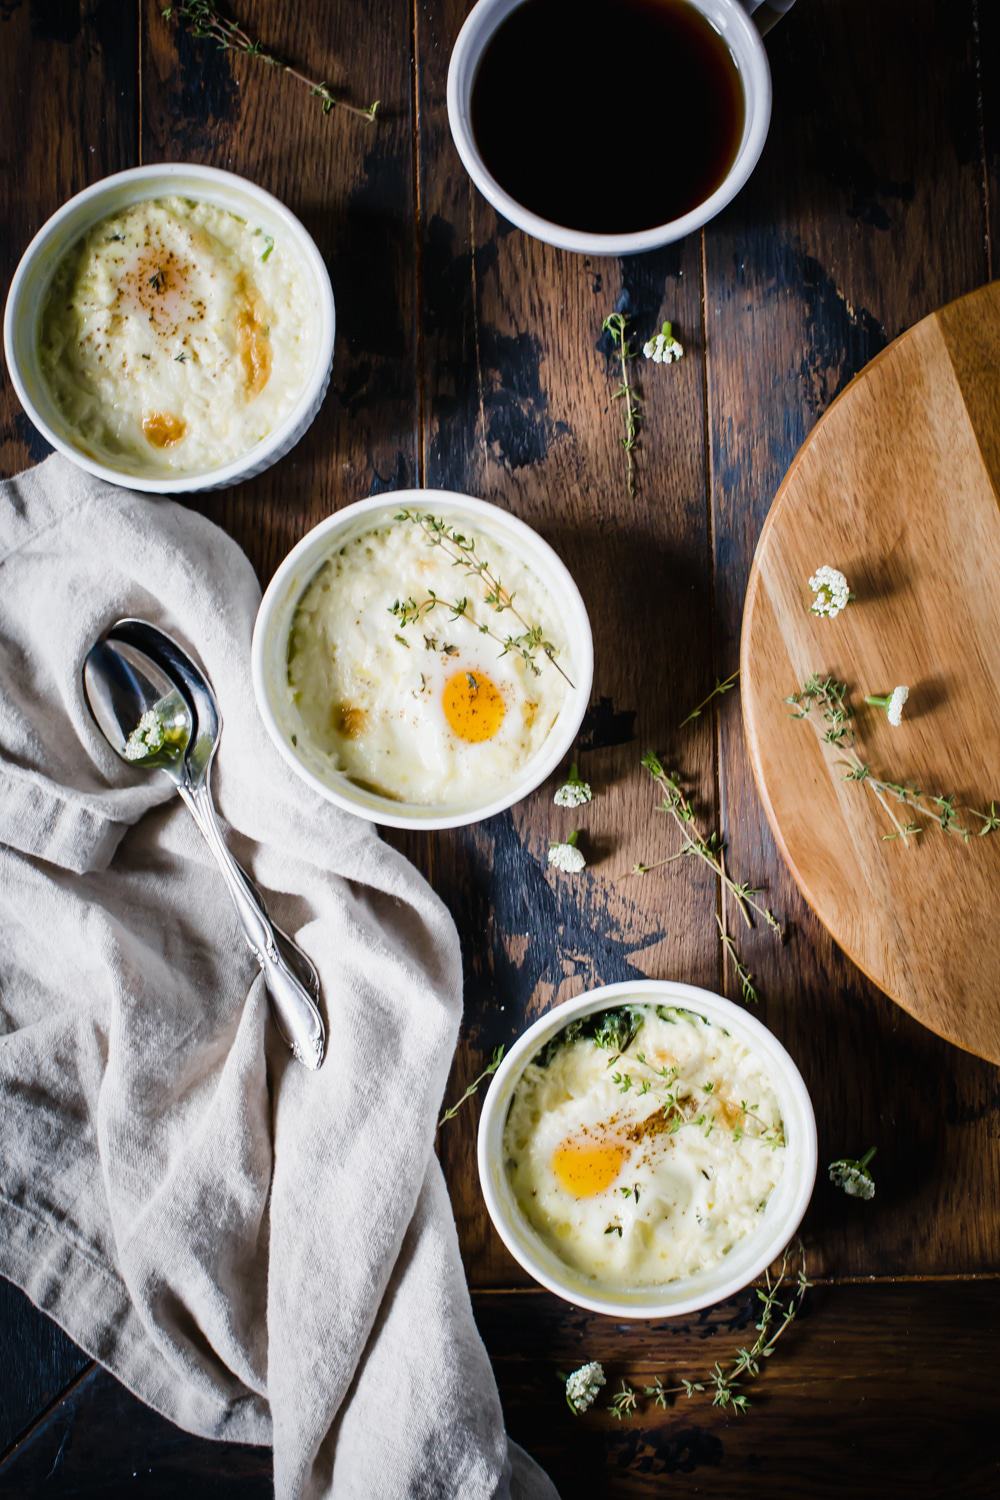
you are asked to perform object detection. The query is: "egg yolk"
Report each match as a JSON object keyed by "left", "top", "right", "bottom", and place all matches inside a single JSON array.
[
  {"left": 442, "top": 670, "right": 505, "bottom": 743},
  {"left": 142, "top": 411, "right": 186, "bottom": 448},
  {"left": 234, "top": 272, "right": 272, "bottom": 400},
  {"left": 551, "top": 1137, "right": 625, "bottom": 1197},
  {"left": 123, "top": 248, "right": 197, "bottom": 339},
  {"left": 332, "top": 702, "right": 367, "bottom": 739}
]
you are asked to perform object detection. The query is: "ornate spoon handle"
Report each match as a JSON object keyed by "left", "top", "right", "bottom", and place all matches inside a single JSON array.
[{"left": 180, "top": 782, "right": 326, "bottom": 1070}]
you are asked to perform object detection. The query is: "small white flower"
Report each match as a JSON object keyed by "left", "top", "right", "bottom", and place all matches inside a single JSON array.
[
  {"left": 865, "top": 685, "right": 909, "bottom": 727},
  {"left": 554, "top": 783, "right": 591, "bottom": 808},
  {"left": 124, "top": 709, "right": 165, "bottom": 761},
  {"left": 565, "top": 1361, "right": 606, "bottom": 1414},
  {"left": 887, "top": 685, "right": 909, "bottom": 726},
  {"left": 642, "top": 320, "right": 684, "bottom": 364},
  {"left": 828, "top": 1148, "right": 876, "bottom": 1200},
  {"left": 808, "top": 565, "right": 852, "bottom": 619},
  {"left": 830, "top": 1165, "right": 875, "bottom": 1200},
  {"left": 548, "top": 830, "right": 586, "bottom": 874},
  {"left": 554, "top": 763, "right": 592, "bottom": 808}
]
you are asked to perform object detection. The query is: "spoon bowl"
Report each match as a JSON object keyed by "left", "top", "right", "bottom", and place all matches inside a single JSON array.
[
  {"left": 108, "top": 620, "right": 221, "bottom": 793},
  {"left": 83, "top": 638, "right": 193, "bottom": 780}
]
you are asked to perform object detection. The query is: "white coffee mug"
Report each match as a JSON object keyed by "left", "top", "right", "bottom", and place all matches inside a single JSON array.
[{"left": 447, "top": 0, "right": 790, "bottom": 257}]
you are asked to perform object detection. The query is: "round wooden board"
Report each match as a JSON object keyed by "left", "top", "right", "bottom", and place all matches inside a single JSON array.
[{"left": 741, "top": 281, "right": 1000, "bottom": 1064}]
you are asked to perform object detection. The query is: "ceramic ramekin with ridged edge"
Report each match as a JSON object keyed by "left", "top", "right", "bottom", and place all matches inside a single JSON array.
[
  {"left": 478, "top": 979, "right": 817, "bottom": 1318},
  {"left": 251, "top": 489, "right": 594, "bottom": 831},
  {"left": 3, "top": 163, "right": 335, "bottom": 495}
]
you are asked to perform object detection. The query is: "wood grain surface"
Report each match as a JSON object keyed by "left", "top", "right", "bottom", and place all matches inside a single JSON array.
[
  {"left": 475, "top": 1281, "right": 1000, "bottom": 1500},
  {"left": 742, "top": 281, "right": 1000, "bottom": 1062},
  {"left": 3, "top": 1282, "right": 999, "bottom": 1499},
  {"left": 0, "top": 0, "right": 999, "bottom": 1496}
]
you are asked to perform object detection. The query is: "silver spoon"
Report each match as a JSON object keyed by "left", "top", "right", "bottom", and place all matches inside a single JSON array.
[
  {"left": 104, "top": 619, "right": 322, "bottom": 1005},
  {"left": 83, "top": 635, "right": 326, "bottom": 1069}
]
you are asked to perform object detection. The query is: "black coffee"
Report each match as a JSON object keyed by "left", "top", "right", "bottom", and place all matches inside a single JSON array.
[{"left": 470, "top": 0, "right": 745, "bottom": 235}]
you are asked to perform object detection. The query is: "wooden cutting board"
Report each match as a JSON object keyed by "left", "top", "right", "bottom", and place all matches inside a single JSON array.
[{"left": 742, "top": 281, "right": 1000, "bottom": 1064}]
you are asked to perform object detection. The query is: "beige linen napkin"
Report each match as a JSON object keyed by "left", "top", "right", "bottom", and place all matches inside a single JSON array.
[{"left": 0, "top": 455, "right": 556, "bottom": 1500}]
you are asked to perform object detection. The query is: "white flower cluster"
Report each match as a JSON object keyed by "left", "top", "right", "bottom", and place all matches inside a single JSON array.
[
  {"left": 828, "top": 1159, "right": 875, "bottom": 1200},
  {"left": 554, "top": 776, "right": 592, "bottom": 809},
  {"left": 548, "top": 838, "right": 586, "bottom": 874},
  {"left": 642, "top": 328, "right": 684, "bottom": 364},
  {"left": 865, "top": 684, "right": 910, "bottom": 727},
  {"left": 565, "top": 1361, "right": 606, "bottom": 1414},
  {"left": 808, "top": 565, "right": 851, "bottom": 619},
  {"left": 124, "top": 709, "right": 165, "bottom": 761},
  {"left": 886, "top": 685, "right": 909, "bottom": 727}
]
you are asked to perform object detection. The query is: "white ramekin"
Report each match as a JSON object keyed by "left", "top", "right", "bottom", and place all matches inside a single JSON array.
[
  {"left": 3, "top": 163, "right": 335, "bottom": 494},
  {"left": 251, "top": 489, "right": 595, "bottom": 831},
  {"left": 478, "top": 979, "right": 817, "bottom": 1318},
  {"left": 447, "top": 0, "right": 772, "bottom": 257}
]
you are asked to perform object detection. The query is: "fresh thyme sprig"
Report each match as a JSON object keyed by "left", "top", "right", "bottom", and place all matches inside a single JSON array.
[
  {"left": 162, "top": 1, "right": 380, "bottom": 122},
  {"left": 634, "top": 754, "right": 783, "bottom": 936},
  {"left": 389, "top": 510, "right": 574, "bottom": 687},
  {"left": 715, "top": 913, "right": 759, "bottom": 1006},
  {"left": 975, "top": 802, "right": 1000, "bottom": 835},
  {"left": 437, "top": 1045, "right": 504, "bottom": 1130},
  {"left": 787, "top": 675, "right": 999, "bottom": 845},
  {"left": 642, "top": 1376, "right": 671, "bottom": 1409},
  {"left": 602, "top": 312, "right": 641, "bottom": 498},
  {"left": 632, "top": 753, "right": 781, "bottom": 1005},
  {"left": 609, "top": 1380, "right": 639, "bottom": 1421},
  {"left": 620, "top": 1244, "right": 810, "bottom": 1419},
  {"left": 679, "top": 669, "right": 740, "bottom": 728}
]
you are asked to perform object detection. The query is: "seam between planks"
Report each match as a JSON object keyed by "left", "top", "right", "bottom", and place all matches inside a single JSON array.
[
  {"left": 0, "top": 1362, "right": 97, "bottom": 1471},
  {"left": 971, "top": 0, "right": 994, "bottom": 280},
  {"left": 471, "top": 1271, "right": 1000, "bottom": 1295},
  {"left": 467, "top": 184, "right": 491, "bottom": 486},
  {"left": 136, "top": 0, "right": 143, "bottom": 167},
  {"left": 409, "top": 0, "right": 427, "bottom": 490},
  {"left": 698, "top": 227, "right": 726, "bottom": 997}
]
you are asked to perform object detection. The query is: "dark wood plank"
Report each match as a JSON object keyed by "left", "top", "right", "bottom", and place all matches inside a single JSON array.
[
  {"left": 412, "top": 0, "right": 724, "bottom": 1288},
  {"left": 0, "top": 1285, "right": 89, "bottom": 1457},
  {"left": 0, "top": 1366, "right": 270, "bottom": 1497},
  {"left": 0, "top": 0, "right": 137, "bottom": 1455},
  {"left": 474, "top": 1280, "right": 1000, "bottom": 1498},
  {"left": 141, "top": 0, "right": 420, "bottom": 582},
  {"left": 980, "top": 0, "right": 1000, "bottom": 266},
  {"left": 3, "top": 1280, "right": 998, "bottom": 1497},
  {"left": 0, "top": 0, "right": 138, "bottom": 472},
  {"left": 702, "top": 0, "right": 1000, "bottom": 1278}
]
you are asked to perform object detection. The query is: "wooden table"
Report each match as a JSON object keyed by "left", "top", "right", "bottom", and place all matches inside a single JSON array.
[{"left": 1, "top": 2, "right": 998, "bottom": 1495}]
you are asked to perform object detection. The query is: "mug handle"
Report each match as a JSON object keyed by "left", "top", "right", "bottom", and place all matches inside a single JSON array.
[{"left": 741, "top": 0, "right": 797, "bottom": 35}]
